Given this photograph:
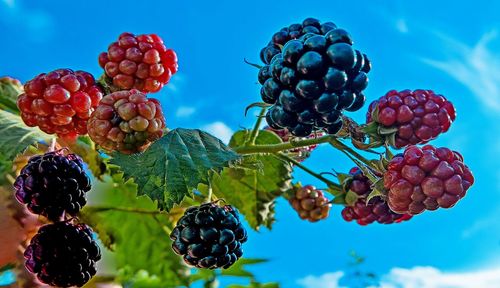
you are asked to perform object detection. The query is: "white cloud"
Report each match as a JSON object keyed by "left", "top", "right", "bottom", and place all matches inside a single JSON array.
[
  {"left": 201, "top": 121, "right": 233, "bottom": 144},
  {"left": 175, "top": 106, "right": 196, "bottom": 118},
  {"left": 396, "top": 19, "right": 409, "bottom": 33},
  {"left": 297, "top": 271, "right": 346, "bottom": 288},
  {"left": 422, "top": 31, "right": 500, "bottom": 112},
  {"left": 380, "top": 266, "right": 500, "bottom": 288},
  {"left": 298, "top": 266, "right": 500, "bottom": 288}
]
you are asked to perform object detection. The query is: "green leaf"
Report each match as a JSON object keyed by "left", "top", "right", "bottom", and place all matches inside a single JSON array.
[
  {"left": 221, "top": 258, "right": 268, "bottom": 278},
  {"left": 79, "top": 175, "right": 190, "bottom": 287},
  {"left": 110, "top": 128, "right": 240, "bottom": 211},
  {"left": 206, "top": 130, "right": 292, "bottom": 230},
  {"left": 0, "top": 110, "right": 49, "bottom": 161},
  {"left": 0, "top": 77, "right": 22, "bottom": 114}
]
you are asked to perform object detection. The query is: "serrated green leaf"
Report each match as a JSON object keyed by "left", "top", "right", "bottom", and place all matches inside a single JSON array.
[
  {"left": 0, "top": 110, "right": 50, "bottom": 161},
  {"left": 206, "top": 130, "right": 292, "bottom": 230},
  {"left": 110, "top": 128, "right": 240, "bottom": 211},
  {"left": 345, "top": 190, "right": 360, "bottom": 206},
  {"left": 79, "top": 175, "right": 189, "bottom": 287}
]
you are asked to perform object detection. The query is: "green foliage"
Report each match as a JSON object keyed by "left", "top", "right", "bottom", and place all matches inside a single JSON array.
[
  {"left": 111, "top": 128, "right": 240, "bottom": 211},
  {"left": 0, "top": 77, "right": 22, "bottom": 114},
  {"left": 205, "top": 130, "right": 292, "bottom": 230},
  {"left": 79, "top": 173, "right": 190, "bottom": 287},
  {"left": 0, "top": 110, "right": 49, "bottom": 161}
]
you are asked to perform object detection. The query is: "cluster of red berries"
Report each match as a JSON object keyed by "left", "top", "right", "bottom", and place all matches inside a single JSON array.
[
  {"left": 99, "top": 32, "right": 178, "bottom": 93},
  {"left": 341, "top": 167, "right": 412, "bottom": 225},
  {"left": 385, "top": 145, "right": 474, "bottom": 215},
  {"left": 366, "top": 89, "right": 456, "bottom": 148},
  {"left": 17, "top": 69, "right": 103, "bottom": 138},
  {"left": 288, "top": 185, "right": 331, "bottom": 222},
  {"left": 16, "top": 32, "right": 176, "bottom": 154}
]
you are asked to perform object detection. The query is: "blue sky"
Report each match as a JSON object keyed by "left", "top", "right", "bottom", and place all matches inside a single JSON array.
[{"left": 1, "top": 0, "right": 500, "bottom": 287}]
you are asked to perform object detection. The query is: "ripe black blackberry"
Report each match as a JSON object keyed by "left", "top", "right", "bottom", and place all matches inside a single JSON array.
[
  {"left": 24, "top": 222, "right": 101, "bottom": 287},
  {"left": 13, "top": 150, "right": 91, "bottom": 221},
  {"left": 259, "top": 19, "right": 371, "bottom": 137},
  {"left": 170, "top": 202, "right": 248, "bottom": 269},
  {"left": 260, "top": 18, "right": 339, "bottom": 64}
]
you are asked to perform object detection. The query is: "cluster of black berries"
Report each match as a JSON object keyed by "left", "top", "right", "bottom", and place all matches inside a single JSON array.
[
  {"left": 260, "top": 18, "right": 338, "bottom": 64},
  {"left": 170, "top": 202, "right": 248, "bottom": 269},
  {"left": 259, "top": 18, "right": 371, "bottom": 137},
  {"left": 24, "top": 222, "right": 101, "bottom": 287},
  {"left": 13, "top": 150, "right": 100, "bottom": 287},
  {"left": 14, "top": 151, "right": 91, "bottom": 221}
]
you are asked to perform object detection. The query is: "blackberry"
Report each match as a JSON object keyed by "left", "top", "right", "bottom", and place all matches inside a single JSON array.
[
  {"left": 258, "top": 20, "right": 371, "bottom": 136},
  {"left": 288, "top": 185, "right": 330, "bottom": 222},
  {"left": 13, "top": 150, "right": 91, "bottom": 221},
  {"left": 87, "top": 89, "right": 166, "bottom": 154},
  {"left": 385, "top": 145, "right": 474, "bottom": 215},
  {"left": 365, "top": 89, "right": 456, "bottom": 148},
  {"left": 24, "top": 222, "right": 101, "bottom": 287},
  {"left": 170, "top": 202, "right": 248, "bottom": 269},
  {"left": 260, "top": 18, "right": 339, "bottom": 64},
  {"left": 341, "top": 167, "right": 412, "bottom": 225}
]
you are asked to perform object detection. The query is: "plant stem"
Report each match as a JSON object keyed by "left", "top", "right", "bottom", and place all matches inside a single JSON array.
[
  {"left": 247, "top": 107, "right": 267, "bottom": 145},
  {"left": 235, "top": 134, "right": 334, "bottom": 154},
  {"left": 87, "top": 206, "right": 165, "bottom": 215},
  {"left": 329, "top": 138, "right": 376, "bottom": 169},
  {"left": 206, "top": 182, "right": 213, "bottom": 203},
  {"left": 277, "top": 153, "right": 342, "bottom": 190}
]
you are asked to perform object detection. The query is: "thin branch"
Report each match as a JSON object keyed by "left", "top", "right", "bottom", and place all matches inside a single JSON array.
[
  {"left": 235, "top": 134, "right": 335, "bottom": 154},
  {"left": 277, "top": 152, "right": 342, "bottom": 191},
  {"left": 247, "top": 107, "right": 267, "bottom": 145}
]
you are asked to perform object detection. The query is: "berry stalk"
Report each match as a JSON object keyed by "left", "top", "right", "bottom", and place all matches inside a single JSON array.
[
  {"left": 277, "top": 152, "right": 342, "bottom": 192},
  {"left": 233, "top": 133, "right": 334, "bottom": 154},
  {"left": 247, "top": 107, "right": 267, "bottom": 145}
]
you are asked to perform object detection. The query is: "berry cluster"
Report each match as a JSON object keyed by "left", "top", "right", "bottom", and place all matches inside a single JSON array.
[
  {"left": 13, "top": 150, "right": 100, "bottom": 287},
  {"left": 259, "top": 19, "right": 371, "bottom": 137},
  {"left": 14, "top": 150, "right": 91, "bottom": 221},
  {"left": 384, "top": 145, "right": 474, "bottom": 215},
  {"left": 265, "top": 126, "right": 323, "bottom": 161},
  {"left": 24, "top": 222, "right": 101, "bottom": 287},
  {"left": 288, "top": 185, "right": 330, "bottom": 222},
  {"left": 17, "top": 69, "right": 103, "bottom": 137},
  {"left": 366, "top": 89, "right": 456, "bottom": 148},
  {"left": 170, "top": 202, "right": 248, "bottom": 269},
  {"left": 99, "top": 32, "right": 178, "bottom": 93},
  {"left": 87, "top": 89, "right": 166, "bottom": 154},
  {"left": 341, "top": 168, "right": 411, "bottom": 225},
  {"left": 260, "top": 18, "right": 339, "bottom": 64}
]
